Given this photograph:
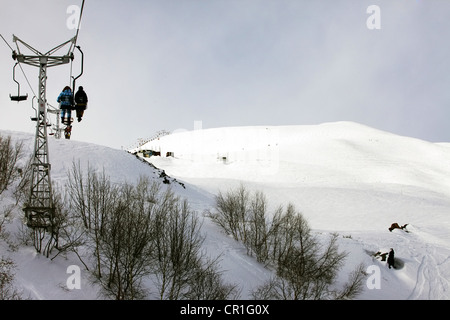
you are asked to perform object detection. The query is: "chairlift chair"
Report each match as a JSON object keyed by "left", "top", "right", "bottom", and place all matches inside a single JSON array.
[{"left": 9, "top": 62, "right": 28, "bottom": 102}]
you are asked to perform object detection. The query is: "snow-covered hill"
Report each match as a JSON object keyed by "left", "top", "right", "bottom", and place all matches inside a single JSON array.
[
  {"left": 0, "top": 129, "right": 273, "bottom": 300},
  {"left": 1, "top": 121, "right": 450, "bottom": 300},
  {"left": 138, "top": 121, "right": 450, "bottom": 299}
]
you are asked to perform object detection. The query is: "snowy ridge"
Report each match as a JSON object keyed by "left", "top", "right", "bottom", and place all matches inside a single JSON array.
[{"left": 1, "top": 121, "right": 450, "bottom": 300}]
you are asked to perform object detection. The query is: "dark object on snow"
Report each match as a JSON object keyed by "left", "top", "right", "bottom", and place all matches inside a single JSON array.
[
  {"left": 387, "top": 248, "right": 395, "bottom": 269},
  {"left": 389, "top": 223, "right": 408, "bottom": 232},
  {"left": 374, "top": 251, "right": 388, "bottom": 261}
]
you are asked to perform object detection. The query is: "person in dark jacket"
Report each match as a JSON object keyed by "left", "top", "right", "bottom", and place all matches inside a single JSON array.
[
  {"left": 74, "top": 86, "right": 88, "bottom": 122},
  {"left": 387, "top": 248, "right": 395, "bottom": 269},
  {"left": 57, "top": 86, "right": 74, "bottom": 125}
]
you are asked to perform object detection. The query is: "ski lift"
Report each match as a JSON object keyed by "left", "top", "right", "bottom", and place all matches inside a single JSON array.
[
  {"left": 71, "top": 46, "right": 84, "bottom": 91},
  {"left": 9, "top": 62, "right": 28, "bottom": 102}
]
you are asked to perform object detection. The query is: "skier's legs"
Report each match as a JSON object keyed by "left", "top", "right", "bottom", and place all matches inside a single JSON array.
[
  {"left": 76, "top": 108, "right": 84, "bottom": 121},
  {"left": 61, "top": 109, "right": 67, "bottom": 123},
  {"left": 61, "top": 108, "right": 72, "bottom": 125}
]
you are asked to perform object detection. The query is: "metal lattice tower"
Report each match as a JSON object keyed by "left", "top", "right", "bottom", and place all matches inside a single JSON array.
[{"left": 12, "top": 35, "right": 76, "bottom": 229}]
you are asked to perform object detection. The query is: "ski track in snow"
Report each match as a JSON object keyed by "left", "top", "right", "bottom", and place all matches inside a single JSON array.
[{"left": 406, "top": 233, "right": 450, "bottom": 300}]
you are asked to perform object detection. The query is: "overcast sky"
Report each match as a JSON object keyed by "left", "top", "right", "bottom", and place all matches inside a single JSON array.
[{"left": 1, "top": 0, "right": 450, "bottom": 149}]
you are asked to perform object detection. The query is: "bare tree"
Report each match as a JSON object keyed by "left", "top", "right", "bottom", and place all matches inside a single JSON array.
[
  {"left": 0, "top": 135, "right": 24, "bottom": 195},
  {"left": 253, "top": 211, "right": 365, "bottom": 300},
  {"left": 0, "top": 256, "right": 22, "bottom": 300},
  {"left": 12, "top": 155, "right": 32, "bottom": 206},
  {"left": 333, "top": 263, "right": 366, "bottom": 300},
  {"left": 91, "top": 178, "right": 157, "bottom": 300},
  {"left": 67, "top": 161, "right": 120, "bottom": 277},
  {"left": 210, "top": 184, "right": 270, "bottom": 260},
  {"left": 99, "top": 199, "right": 151, "bottom": 299},
  {"left": 0, "top": 134, "right": 25, "bottom": 235},
  {"left": 246, "top": 190, "right": 270, "bottom": 262},
  {"left": 152, "top": 189, "right": 205, "bottom": 300},
  {"left": 67, "top": 161, "right": 117, "bottom": 232},
  {"left": 210, "top": 184, "right": 366, "bottom": 300},
  {"left": 210, "top": 184, "right": 249, "bottom": 242},
  {"left": 184, "top": 256, "right": 241, "bottom": 300},
  {"left": 66, "top": 163, "right": 239, "bottom": 300},
  {"left": 50, "top": 188, "right": 89, "bottom": 270}
]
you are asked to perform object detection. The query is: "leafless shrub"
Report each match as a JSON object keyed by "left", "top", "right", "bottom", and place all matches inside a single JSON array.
[
  {"left": 98, "top": 180, "right": 156, "bottom": 300},
  {"left": 0, "top": 256, "right": 22, "bottom": 300},
  {"left": 66, "top": 161, "right": 120, "bottom": 277},
  {"left": 0, "top": 135, "right": 24, "bottom": 196},
  {"left": 66, "top": 163, "right": 238, "bottom": 300},
  {"left": 210, "top": 184, "right": 366, "bottom": 300},
  {"left": 183, "top": 256, "right": 241, "bottom": 300}
]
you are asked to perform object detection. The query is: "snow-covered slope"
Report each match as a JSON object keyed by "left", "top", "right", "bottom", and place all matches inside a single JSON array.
[
  {"left": 0, "top": 129, "right": 273, "bottom": 300},
  {"left": 2, "top": 121, "right": 450, "bottom": 300},
  {"left": 139, "top": 121, "right": 450, "bottom": 299}
]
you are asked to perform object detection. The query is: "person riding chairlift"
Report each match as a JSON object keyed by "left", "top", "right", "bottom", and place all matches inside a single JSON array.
[
  {"left": 74, "top": 86, "right": 88, "bottom": 122},
  {"left": 57, "top": 86, "right": 74, "bottom": 125}
]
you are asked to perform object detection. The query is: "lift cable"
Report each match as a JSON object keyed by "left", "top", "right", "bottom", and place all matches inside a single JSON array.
[
  {"left": 0, "top": 33, "right": 14, "bottom": 51},
  {"left": 73, "top": 0, "right": 86, "bottom": 48},
  {"left": 17, "top": 62, "right": 37, "bottom": 99},
  {"left": 70, "top": 0, "right": 86, "bottom": 85}
]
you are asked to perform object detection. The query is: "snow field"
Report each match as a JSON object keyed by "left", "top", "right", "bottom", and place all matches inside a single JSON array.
[{"left": 2, "top": 121, "right": 450, "bottom": 299}]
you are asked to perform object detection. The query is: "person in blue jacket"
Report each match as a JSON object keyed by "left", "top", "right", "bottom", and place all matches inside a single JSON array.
[{"left": 57, "top": 86, "right": 74, "bottom": 125}]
